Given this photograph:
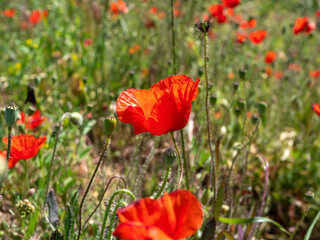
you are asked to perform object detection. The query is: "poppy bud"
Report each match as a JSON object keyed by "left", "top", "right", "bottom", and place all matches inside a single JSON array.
[
  {"left": 257, "top": 102, "right": 267, "bottom": 116},
  {"left": 233, "top": 82, "right": 239, "bottom": 92},
  {"left": 251, "top": 114, "right": 259, "bottom": 124},
  {"left": 238, "top": 68, "right": 246, "bottom": 80},
  {"left": 163, "top": 147, "right": 177, "bottom": 166},
  {"left": 27, "top": 188, "right": 36, "bottom": 197},
  {"left": 210, "top": 93, "right": 217, "bottom": 105},
  {"left": 237, "top": 99, "right": 246, "bottom": 112},
  {"left": 70, "top": 112, "right": 83, "bottom": 126},
  {"left": 4, "top": 102, "right": 19, "bottom": 127},
  {"left": 104, "top": 116, "right": 117, "bottom": 136}
]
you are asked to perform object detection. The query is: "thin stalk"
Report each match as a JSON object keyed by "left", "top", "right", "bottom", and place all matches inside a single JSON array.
[
  {"left": 170, "top": 132, "right": 184, "bottom": 189},
  {"left": 204, "top": 32, "right": 217, "bottom": 202},
  {"left": 155, "top": 166, "right": 171, "bottom": 199},
  {"left": 169, "top": 0, "right": 189, "bottom": 190},
  {"left": 77, "top": 136, "right": 111, "bottom": 240},
  {"left": 288, "top": 204, "right": 310, "bottom": 240},
  {"left": 0, "top": 127, "right": 12, "bottom": 193},
  {"left": 24, "top": 160, "right": 30, "bottom": 196},
  {"left": 106, "top": 201, "right": 127, "bottom": 240},
  {"left": 82, "top": 175, "right": 127, "bottom": 229},
  {"left": 99, "top": 189, "right": 135, "bottom": 240}
]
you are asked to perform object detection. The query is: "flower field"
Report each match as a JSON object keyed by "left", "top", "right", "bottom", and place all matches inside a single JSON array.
[{"left": 1, "top": 0, "right": 320, "bottom": 239}]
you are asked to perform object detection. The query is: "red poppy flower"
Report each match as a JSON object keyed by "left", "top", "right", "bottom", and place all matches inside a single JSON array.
[
  {"left": 2, "top": 135, "right": 47, "bottom": 168},
  {"left": 17, "top": 110, "right": 47, "bottom": 129},
  {"left": 222, "top": 0, "right": 240, "bottom": 8},
  {"left": 208, "top": 4, "right": 224, "bottom": 17},
  {"left": 113, "top": 190, "right": 203, "bottom": 240},
  {"left": 240, "top": 18, "right": 257, "bottom": 29},
  {"left": 3, "top": 9, "right": 15, "bottom": 18},
  {"left": 116, "top": 75, "right": 199, "bottom": 136},
  {"left": 236, "top": 32, "right": 247, "bottom": 43},
  {"left": 313, "top": 104, "right": 320, "bottom": 116},
  {"left": 316, "top": 11, "right": 320, "bottom": 18},
  {"left": 265, "top": 51, "right": 277, "bottom": 64},
  {"left": 288, "top": 63, "right": 301, "bottom": 71},
  {"left": 29, "top": 10, "right": 48, "bottom": 24},
  {"left": 249, "top": 30, "right": 267, "bottom": 44},
  {"left": 110, "top": 0, "right": 128, "bottom": 15},
  {"left": 0, "top": 150, "right": 6, "bottom": 161},
  {"left": 310, "top": 70, "right": 320, "bottom": 78},
  {"left": 293, "top": 17, "right": 315, "bottom": 34},
  {"left": 83, "top": 38, "right": 93, "bottom": 47},
  {"left": 274, "top": 71, "right": 283, "bottom": 79},
  {"left": 149, "top": 7, "right": 158, "bottom": 14}
]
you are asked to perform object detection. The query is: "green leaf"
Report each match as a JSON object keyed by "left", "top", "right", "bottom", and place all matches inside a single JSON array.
[
  {"left": 50, "top": 229, "right": 63, "bottom": 240},
  {"left": 64, "top": 205, "right": 73, "bottom": 240},
  {"left": 82, "top": 120, "right": 96, "bottom": 135},
  {"left": 219, "top": 217, "right": 291, "bottom": 235},
  {"left": 26, "top": 209, "right": 40, "bottom": 239},
  {"left": 214, "top": 184, "right": 224, "bottom": 221},
  {"left": 216, "top": 230, "right": 235, "bottom": 240},
  {"left": 201, "top": 218, "right": 216, "bottom": 240},
  {"left": 304, "top": 209, "right": 320, "bottom": 240}
]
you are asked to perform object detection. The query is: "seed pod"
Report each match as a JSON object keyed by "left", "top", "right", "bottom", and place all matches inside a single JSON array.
[
  {"left": 104, "top": 116, "right": 117, "bottom": 136},
  {"left": 163, "top": 147, "right": 177, "bottom": 166},
  {"left": 4, "top": 102, "right": 19, "bottom": 127}
]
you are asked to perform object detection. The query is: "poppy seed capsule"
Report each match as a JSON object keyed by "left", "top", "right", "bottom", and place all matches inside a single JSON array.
[
  {"left": 70, "top": 112, "right": 83, "bottom": 126},
  {"left": 238, "top": 69, "right": 246, "bottom": 80},
  {"left": 104, "top": 116, "right": 117, "bottom": 136},
  {"left": 233, "top": 82, "right": 239, "bottom": 91},
  {"left": 210, "top": 93, "right": 217, "bottom": 105},
  {"left": 4, "top": 103, "right": 19, "bottom": 127},
  {"left": 163, "top": 147, "right": 177, "bottom": 166}
]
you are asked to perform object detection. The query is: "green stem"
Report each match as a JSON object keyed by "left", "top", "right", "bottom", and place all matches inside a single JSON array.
[
  {"left": 170, "top": 132, "right": 184, "bottom": 189},
  {"left": 0, "top": 127, "right": 12, "bottom": 193},
  {"left": 170, "top": 0, "right": 177, "bottom": 75},
  {"left": 204, "top": 33, "right": 217, "bottom": 202},
  {"left": 24, "top": 160, "right": 30, "bottom": 196},
  {"left": 106, "top": 201, "right": 127, "bottom": 240},
  {"left": 77, "top": 136, "right": 111, "bottom": 240},
  {"left": 99, "top": 189, "right": 135, "bottom": 240},
  {"left": 155, "top": 166, "right": 171, "bottom": 199}
]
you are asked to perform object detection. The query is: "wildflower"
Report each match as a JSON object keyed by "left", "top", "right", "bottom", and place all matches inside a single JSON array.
[
  {"left": 129, "top": 44, "right": 141, "bottom": 54},
  {"left": 83, "top": 38, "right": 93, "bottom": 47},
  {"left": 316, "top": 11, "right": 320, "bottom": 18},
  {"left": 310, "top": 70, "right": 320, "bottom": 78},
  {"left": 3, "top": 9, "right": 15, "bottom": 18},
  {"left": 149, "top": 7, "right": 158, "bottom": 14},
  {"left": 208, "top": 4, "right": 226, "bottom": 23},
  {"left": 236, "top": 32, "right": 247, "bottom": 43},
  {"left": 2, "top": 135, "right": 47, "bottom": 168},
  {"left": 16, "top": 199, "right": 35, "bottom": 218},
  {"left": 240, "top": 18, "right": 257, "bottom": 29},
  {"left": 17, "top": 110, "right": 47, "bottom": 129},
  {"left": 249, "top": 30, "right": 267, "bottom": 44},
  {"left": 29, "top": 10, "right": 48, "bottom": 24},
  {"left": 265, "top": 51, "right": 277, "bottom": 64},
  {"left": 313, "top": 104, "right": 320, "bottom": 116},
  {"left": 110, "top": 0, "right": 128, "bottom": 15},
  {"left": 274, "top": 71, "right": 283, "bottom": 79},
  {"left": 173, "top": 9, "right": 181, "bottom": 17},
  {"left": 113, "top": 190, "right": 203, "bottom": 240},
  {"left": 288, "top": 63, "right": 301, "bottom": 71},
  {"left": 293, "top": 17, "right": 315, "bottom": 34},
  {"left": 222, "top": 0, "right": 240, "bottom": 8},
  {"left": 116, "top": 75, "right": 199, "bottom": 135}
]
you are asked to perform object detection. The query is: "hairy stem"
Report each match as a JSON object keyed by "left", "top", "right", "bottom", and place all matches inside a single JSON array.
[
  {"left": 155, "top": 166, "right": 171, "bottom": 199},
  {"left": 77, "top": 136, "right": 111, "bottom": 240},
  {"left": 170, "top": 132, "right": 184, "bottom": 189},
  {"left": 204, "top": 32, "right": 217, "bottom": 202},
  {"left": 0, "top": 127, "right": 12, "bottom": 193}
]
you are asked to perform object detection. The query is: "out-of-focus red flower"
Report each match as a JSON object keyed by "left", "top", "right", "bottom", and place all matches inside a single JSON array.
[
  {"left": 129, "top": 44, "right": 141, "bottom": 54},
  {"left": 144, "top": 17, "right": 155, "bottom": 28},
  {"left": 202, "top": 13, "right": 210, "bottom": 21},
  {"left": 240, "top": 18, "right": 257, "bottom": 29},
  {"left": 217, "top": 13, "right": 227, "bottom": 23},
  {"left": 3, "top": 9, "right": 16, "bottom": 18},
  {"left": 2, "top": 135, "right": 47, "bottom": 168},
  {"left": 293, "top": 17, "right": 315, "bottom": 34},
  {"left": 226, "top": 8, "right": 234, "bottom": 17},
  {"left": 316, "top": 11, "right": 320, "bottom": 18},
  {"left": 313, "top": 104, "right": 320, "bottom": 116},
  {"left": 29, "top": 10, "right": 48, "bottom": 24},
  {"left": 173, "top": 9, "right": 181, "bottom": 17},
  {"left": 116, "top": 75, "right": 199, "bottom": 135},
  {"left": 149, "top": 7, "right": 158, "bottom": 14},
  {"left": 208, "top": 4, "right": 224, "bottom": 17},
  {"left": 265, "top": 51, "right": 277, "bottom": 64},
  {"left": 274, "top": 71, "right": 283, "bottom": 79},
  {"left": 113, "top": 190, "right": 203, "bottom": 240},
  {"left": 110, "top": 0, "right": 128, "bottom": 15},
  {"left": 17, "top": 110, "right": 47, "bottom": 129},
  {"left": 83, "top": 38, "right": 93, "bottom": 47},
  {"left": 310, "top": 70, "right": 320, "bottom": 78},
  {"left": 222, "top": 0, "right": 240, "bottom": 8},
  {"left": 236, "top": 32, "right": 247, "bottom": 43},
  {"left": 288, "top": 63, "right": 301, "bottom": 71},
  {"left": 249, "top": 30, "right": 267, "bottom": 44}
]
